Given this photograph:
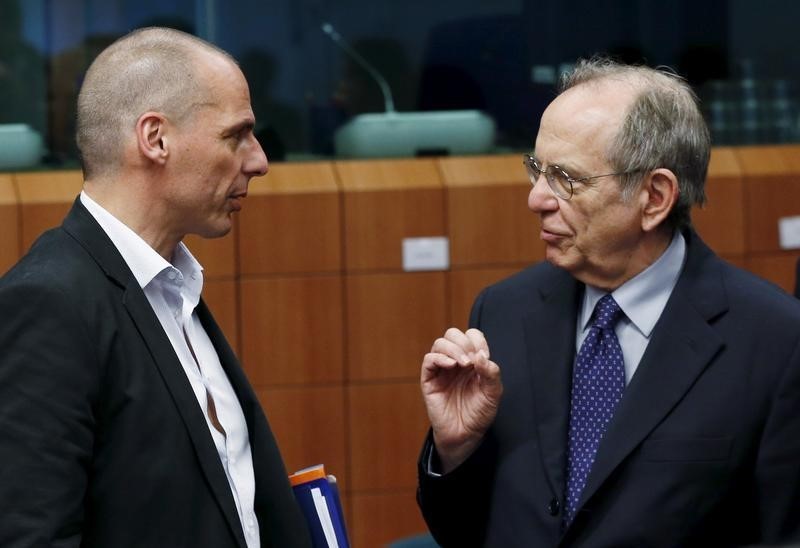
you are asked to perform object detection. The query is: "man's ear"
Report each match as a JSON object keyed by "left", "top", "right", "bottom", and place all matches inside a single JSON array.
[
  {"left": 639, "top": 168, "right": 679, "bottom": 232},
  {"left": 136, "top": 112, "right": 169, "bottom": 165}
]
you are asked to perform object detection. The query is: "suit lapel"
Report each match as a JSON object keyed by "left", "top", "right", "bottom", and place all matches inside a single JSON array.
[
  {"left": 62, "top": 199, "right": 248, "bottom": 548},
  {"left": 526, "top": 267, "right": 582, "bottom": 498},
  {"left": 577, "top": 232, "right": 728, "bottom": 512}
]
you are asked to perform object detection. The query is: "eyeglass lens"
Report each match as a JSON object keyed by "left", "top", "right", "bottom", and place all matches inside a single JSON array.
[{"left": 525, "top": 156, "right": 572, "bottom": 199}]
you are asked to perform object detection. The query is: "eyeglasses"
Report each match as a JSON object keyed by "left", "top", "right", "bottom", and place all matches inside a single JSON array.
[{"left": 522, "top": 153, "right": 638, "bottom": 200}]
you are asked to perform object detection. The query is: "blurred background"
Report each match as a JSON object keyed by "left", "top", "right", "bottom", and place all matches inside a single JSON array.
[
  {"left": 2, "top": 0, "right": 800, "bottom": 167},
  {"left": 4, "top": 2, "right": 800, "bottom": 546}
]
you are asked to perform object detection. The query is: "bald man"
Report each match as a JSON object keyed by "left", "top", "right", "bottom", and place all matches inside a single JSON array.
[{"left": 0, "top": 28, "right": 311, "bottom": 548}]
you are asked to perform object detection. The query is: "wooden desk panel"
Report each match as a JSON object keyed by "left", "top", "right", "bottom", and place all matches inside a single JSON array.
[
  {"left": 337, "top": 159, "right": 445, "bottom": 271},
  {"left": 239, "top": 275, "right": 344, "bottom": 386},
  {"left": 342, "top": 188, "right": 445, "bottom": 271},
  {"left": 438, "top": 154, "right": 526, "bottom": 188},
  {"left": 736, "top": 146, "right": 800, "bottom": 253},
  {"left": 346, "top": 272, "right": 447, "bottom": 381},
  {"left": 440, "top": 155, "right": 543, "bottom": 267},
  {"left": 349, "top": 490, "right": 428, "bottom": 548},
  {"left": 335, "top": 158, "right": 441, "bottom": 191},
  {"left": 256, "top": 386, "right": 347, "bottom": 490},
  {"left": 692, "top": 147, "right": 745, "bottom": 256},
  {"left": 347, "top": 382, "right": 429, "bottom": 491},
  {"left": 0, "top": 175, "right": 19, "bottom": 275},
  {"left": 447, "top": 184, "right": 544, "bottom": 267},
  {"left": 239, "top": 163, "right": 341, "bottom": 275},
  {"left": 15, "top": 171, "right": 82, "bottom": 252}
]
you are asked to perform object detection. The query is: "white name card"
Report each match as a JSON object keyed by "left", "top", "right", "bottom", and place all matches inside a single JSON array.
[
  {"left": 778, "top": 215, "right": 800, "bottom": 250},
  {"left": 402, "top": 237, "right": 450, "bottom": 272}
]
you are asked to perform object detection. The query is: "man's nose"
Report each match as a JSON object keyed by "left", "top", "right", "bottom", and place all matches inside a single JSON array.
[
  {"left": 245, "top": 135, "right": 268, "bottom": 177},
  {"left": 528, "top": 174, "right": 558, "bottom": 213}
]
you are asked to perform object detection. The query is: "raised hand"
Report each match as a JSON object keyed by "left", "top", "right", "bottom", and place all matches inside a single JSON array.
[{"left": 421, "top": 327, "right": 503, "bottom": 473}]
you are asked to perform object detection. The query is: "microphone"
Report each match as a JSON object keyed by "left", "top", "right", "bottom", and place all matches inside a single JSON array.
[
  {"left": 321, "top": 22, "right": 396, "bottom": 114},
  {"left": 320, "top": 23, "right": 495, "bottom": 158}
]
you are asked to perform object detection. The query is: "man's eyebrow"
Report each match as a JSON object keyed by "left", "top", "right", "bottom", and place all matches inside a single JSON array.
[
  {"left": 533, "top": 152, "right": 578, "bottom": 175},
  {"left": 224, "top": 119, "right": 256, "bottom": 135}
]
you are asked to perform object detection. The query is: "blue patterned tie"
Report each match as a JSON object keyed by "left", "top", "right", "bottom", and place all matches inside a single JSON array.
[{"left": 564, "top": 294, "right": 625, "bottom": 525}]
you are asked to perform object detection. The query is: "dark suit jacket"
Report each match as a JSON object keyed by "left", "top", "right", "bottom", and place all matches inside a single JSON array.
[
  {"left": 0, "top": 200, "right": 311, "bottom": 548},
  {"left": 418, "top": 230, "right": 800, "bottom": 547}
]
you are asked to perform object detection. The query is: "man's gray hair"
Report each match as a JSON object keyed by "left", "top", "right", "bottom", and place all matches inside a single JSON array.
[
  {"left": 76, "top": 27, "right": 234, "bottom": 179},
  {"left": 560, "top": 57, "right": 710, "bottom": 230}
]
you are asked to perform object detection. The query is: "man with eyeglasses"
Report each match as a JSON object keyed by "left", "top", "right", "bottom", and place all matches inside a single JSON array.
[{"left": 417, "top": 57, "right": 800, "bottom": 546}]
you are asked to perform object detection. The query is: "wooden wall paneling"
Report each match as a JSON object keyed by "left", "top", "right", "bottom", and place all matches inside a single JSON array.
[
  {"left": 201, "top": 278, "right": 239, "bottom": 356},
  {"left": 347, "top": 382, "right": 430, "bottom": 492},
  {"left": 346, "top": 272, "right": 447, "bottom": 381},
  {"left": 448, "top": 267, "right": 522, "bottom": 327},
  {"left": 238, "top": 162, "right": 341, "bottom": 275},
  {"left": 256, "top": 386, "right": 348, "bottom": 490},
  {"left": 719, "top": 254, "right": 747, "bottom": 270},
  {"left": 773, "top": 144, "right": 800, "bottom": 172},
  {"left": 337, "top": 159, "right": 445, "bottom": 271},
  {"left": 693, "top": 147, "right": 745, "bottom": 257},
  {"left": 239, "top": 275, "right": 344, "bottom": 386},
  {"left": 745, "top": 252, "right": 800, "bottom": 295},
  {"left": 0, "top": 175, "right": 19, "bottom": 275},
  {"left": 15, "top": 170, "right": 83, "bottom": 252},
  {"left": 184, "top": 226, "right": 237, "bottom": 279},
  {"left": 736, "top": 146, "right": 800, "bottom": 254},
  {"left": 349, "top": 490, "right": 428, "bottom": 548},
  {"left": 439, "top": 155, "right": 544, "bottom": 267}
]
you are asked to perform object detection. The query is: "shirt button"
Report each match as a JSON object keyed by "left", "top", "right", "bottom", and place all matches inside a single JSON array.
[
  {"left": 547, "top": 497, "right": 560, "bottom": 516},
  {"left": 167, "top": 270, "right": 176, "bottom": 280}
]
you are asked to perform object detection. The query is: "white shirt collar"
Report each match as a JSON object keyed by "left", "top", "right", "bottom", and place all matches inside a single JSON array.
[
  {"left": 79, "top": 191, "right": 203, "bottom": 297},
  {"left": 581, "top": 230, "right": 686, "bottom": 337}
]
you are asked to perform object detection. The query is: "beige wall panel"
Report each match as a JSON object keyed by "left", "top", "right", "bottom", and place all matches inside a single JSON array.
[
  {"left": 440, "top": 155, "right": 543, "bottom": 267},
  {"left": 342, "top": 188, "right": 445, "bottom": 272},
  {"left": 448, "top": 267, "right": 522, "bottom": 327},
  {"left": 240, "top": 163, "right": 341, "bottom": 275},
  {"left": 447, "top": 184, "right": 543, "bottom": 267},
  {"left": 184, "top": 229, "right": 237, "bottom": 279},
  {"left": 349, "top": 491, "right": 428, "bottom": 548},
  {"left": 257, "top": 386, "right": 348, "bottom": 489},
  {"left": 346, "top": 272, "right": 447, "bottom": 381},
  {"left": 347, "top": 382, "right": 429, "bottom": 492},
  {"left": 240, "top": 275, "right": 344, "bottom": 385},
  {"left": 337, "top": 159, "right": 444, "bottom": 271},
  {"left": 238, "top": 193, "right": 341, "bottom": 275},
  {"left": 693, "top": 147, "right": 745, "bottom": 256},
  {"left": 736, "top": 146, "right": 800, "bottom": 253}
]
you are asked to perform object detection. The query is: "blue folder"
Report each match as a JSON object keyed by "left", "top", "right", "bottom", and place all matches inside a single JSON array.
[{"left": 290, "top": 464, "right": 350, "bottom": 548}]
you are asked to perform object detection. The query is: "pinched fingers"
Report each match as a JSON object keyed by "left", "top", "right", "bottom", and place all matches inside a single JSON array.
[{"left": 431, "top": 328, "right": 478, "bottom": 365}]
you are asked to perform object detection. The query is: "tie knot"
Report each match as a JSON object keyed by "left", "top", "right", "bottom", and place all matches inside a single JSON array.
[{"left": 592, "top": 294, "right": 623, "bottom": 330}]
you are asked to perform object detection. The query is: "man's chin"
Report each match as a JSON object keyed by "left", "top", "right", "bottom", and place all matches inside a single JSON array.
[{"left": 196, "top": 221, "right": 233, "bottom": 240}]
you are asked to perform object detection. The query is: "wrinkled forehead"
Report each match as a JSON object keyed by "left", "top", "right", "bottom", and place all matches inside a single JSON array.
[
  {"left": 551, "top": 78, "right": 637, "bottom": 132},
  {"left": 536, "top": 79, "right": 639, "bottom": 161}
]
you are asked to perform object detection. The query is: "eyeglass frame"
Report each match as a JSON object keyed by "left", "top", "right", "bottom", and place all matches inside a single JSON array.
[{"left": 522, "top": 153, "right": 641, "bottom": 200}]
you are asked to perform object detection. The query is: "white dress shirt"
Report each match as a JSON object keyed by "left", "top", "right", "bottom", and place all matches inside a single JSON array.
[
  {"left": 578, "top": 230, "right": 686, "bottom": 384},
  {"left": 80, "top": 191, "right": 260, "bottom": 548}
]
